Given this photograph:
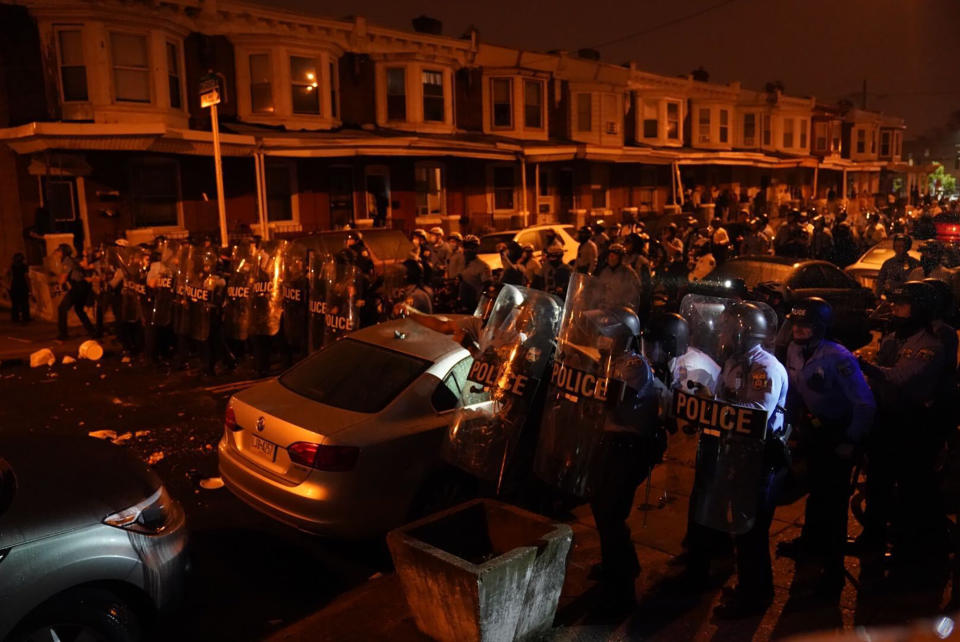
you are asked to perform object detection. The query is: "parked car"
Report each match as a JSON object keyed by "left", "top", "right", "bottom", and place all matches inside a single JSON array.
[
  {"left": 0, "top": 435, "right": 188, "bottom": 642},
  {"left": 701, "top": 256, "right": 875, "bottom": 348},
  {"left": 844, "top": 237, "right": 921, "bottom": 291},
  {"left": 218, "top": 318, "right": 475, "bottom": 539},
  {"left": 477, "top": 224, "right": 578, "bottom": 271}
]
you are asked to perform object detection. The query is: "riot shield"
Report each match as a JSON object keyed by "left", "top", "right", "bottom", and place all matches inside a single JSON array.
[
  {"left": 146, "top": 240, "right": 179, "bottom": 327},
  {"left": 187, "top": 248, "right": 221, "bottom": 342},
  {"left": 281, "top": 242, "right": 309, "bottom": 351},
  {"left": 532, "top": 272, "right": 649, "bottom": 498},
  {"left": 443, "top": 285, "right": 562, "bottom": 484},
  {"left": 250, "top": 241, "right": 285, "bottom": 337},
  {"left": 118, "top": 246, "right": 150, "bottom": 324},
  {"left": 171, "top": 244, "right": 195, "bottom": 337},
  {"left": 306, "top": 251, "right": 327, "bottom": 353},
  {"left": 679, "top": 294, "right": 779, "bottom": 534},
  {"left": 223, "top": 243, "right": 256, "bottom": 342}
]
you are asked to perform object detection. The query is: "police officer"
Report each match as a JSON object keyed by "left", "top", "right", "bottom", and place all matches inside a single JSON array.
[
  {"left": 428, "top": 227, "right": 450, "bottom": 275},
  {"left": 907, "top": 239, "right": 953, "bottom": 283},
  {"left": 540, "top": 245, "right": 572, "bottom": 299},
  {"left": 858, "top": 281, "right": 948, "bottom": 559},
  {"left": 588, "top": 310, "right": 662, "bottom": 608},
  {"left": 690, "top": 302, "right": 788, "bottom": 618},
  {"left": 458, "top": 235, "right": 492, "bottom": 313},
  {"left": 338, "top": 231, "right": 376, "bottom": 327},
  {"left": 875, "top": 234, "right": 919, "bottom": 297},
  {"left": 56, "top": 243, "right": 97, "bottom": 340},
  {"left": 782, "top": 298, "right": 875, "bottom": 597},
  {"left": 575, "top": 226, "right": 598, "bottom": 274}
]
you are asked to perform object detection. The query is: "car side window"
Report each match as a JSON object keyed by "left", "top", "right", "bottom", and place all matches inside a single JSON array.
[
  {"left": 789, "top": 266, "right": 821, "bottom": 289},
  {"left": 817, "top": 264, "right": 856, "bottom": 288},
  {"left": 431, "top": 356, "right": 474, "bottom": 412}
]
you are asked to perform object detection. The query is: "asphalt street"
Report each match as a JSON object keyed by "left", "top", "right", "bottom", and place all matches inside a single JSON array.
[{"left": 0, "top": 348, "right": 388, "bottom": 642}]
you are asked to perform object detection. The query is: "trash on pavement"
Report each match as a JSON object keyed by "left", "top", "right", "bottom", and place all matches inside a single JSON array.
[
  {"left": 146, "top": 451, "right": 165, "bottom": 465},
  {"left": 121, "top": 356, "right": 131, "bottom": 364},
  {"left": 78, "top": 340, "right": 104, "bottom": 361},
  {"left": 61, "top": 355, "right": 76, "bottom": 364},
  {"left": 88, "top": 429, "right": 118, "bottom": 441},
  {"left": 30, "top": 348, "right": 56, "bottom": 368},
  {"left": 199, "top": 477, "right": 225, "bottom": 490}
]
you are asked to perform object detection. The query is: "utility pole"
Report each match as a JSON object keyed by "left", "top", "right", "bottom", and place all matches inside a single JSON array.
[{"left": 200, "top": 72, "right": 229, "bottom": 247}]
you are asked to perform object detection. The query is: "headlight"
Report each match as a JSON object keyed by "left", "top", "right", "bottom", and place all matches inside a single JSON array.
[{"left": 104, "top": 486, "right": 174, "bottom": 534}]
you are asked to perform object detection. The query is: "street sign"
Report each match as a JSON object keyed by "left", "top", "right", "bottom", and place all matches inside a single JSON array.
[{"left": 199, "top": 73, "right": 223, "bottom": 108}]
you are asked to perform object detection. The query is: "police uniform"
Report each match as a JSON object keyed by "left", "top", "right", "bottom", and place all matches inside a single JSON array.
[
  {"left": 671, "top": 346, "right": 721, "bottom": 395},
  {"left": 785, "top": 339, "right": 875, "bottom": 581},
  {"left": 875, "top": 254, "right": 920, "bottom": 296}
]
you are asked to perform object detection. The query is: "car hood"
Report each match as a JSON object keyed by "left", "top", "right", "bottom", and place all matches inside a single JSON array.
[
  {"left": 0, "top": 435, "right": 161, "bottom": 549},
  {"left": 232, "top": 378, "right": 368, "bottom": 438}
]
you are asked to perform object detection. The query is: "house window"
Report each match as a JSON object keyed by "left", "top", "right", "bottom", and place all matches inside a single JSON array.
[
  {"left": 130, "top": 161, "right": 179, "bottom": 228},
  {"left": 415, "top": 163, "right": 445, "bottom": 216},
  {"left": 719, "top": 109, "right": 729, "bottom": 143},
  {"left": 57, "top": 29, "right": 87, "bottom": 102},
  {"left": 166, "top": 42, "right": 182, "bottom": 109},
  {"left": 856, "top": 129, "right": 866, "bottom": 154},
  {"left": 761, "top": 113, "right": 771, "bottom": 146},
  {"left": 249, "top": 53, "right": 274, "bottom": 113},
  {"left": 110, "top": 32, "right": 150, "bottom": 103},
  {"left": 880, "top": 131, "right": 891, "bottom": 156},
  {"left": 43, "top": 177, "right": 77, "bottom": 222},
  {"left": 743, "top": 113, "right": 756, "bottom": 146},
  {"left": 666, "top": 101, "right": 680, "bottom": 140},
  {"left": 329, "top": 61, "right": 339, "bottom": 119},
  {"left": 491, "top": 78, "right": 512, "bottom": 128},
  {"left": 576, "top": 93, "right": 592, "bottom": 132},
  {"left": 386, "top": 68, "right": 406, "bottom": 121},
  {"left": 783, "top": 118, "right": 795, "bottom": 148},
  {"left": 698, "top": 108, "right": 711, "bottom": 143},
  {"left": 422, "top": 70, "right": 444, "bottom": 122},
  {"left": 894, "top": 132, "right": 902, "bottom": 157},
  {"left": 871, "top": 129, "right": 877, "bottom": 154},
  {"left": 265, "top": 161, "right": 293, "bottom": 222},
  {"left": 814, "top": 122, "right": 827, "bottom": 151},
  {"left": 290, "top": 56, "right": 320, "bottom": 114},
  {"left": 524, "top": 80, "right": 543, "bottom": 129},
  {"left": 493, "top": 166, "right": 515, "bottom": 210},
  {"left": 799, "top": 119, "right": 808, "bottom": 148},
  {"left": 602, "top": 94, "right": 619, "bottom": 135},
  {"left": 642, "top": 101, "right": 658, "bottom": 139}
]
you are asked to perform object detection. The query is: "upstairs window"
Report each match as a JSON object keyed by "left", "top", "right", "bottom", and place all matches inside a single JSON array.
[
  {"left": 329, "top": 61, "right": 339, "bottom": 119},
  {"left": 871, "top": 129, "right": 877, "bottom": 154},
  {"left": 386, "top": 68, "right": 406, "bottom": 121},
  {"left": 880, "top": 131, "right": 891, "bottom": 156},
  {"left": 719, "top": 109, "right": 729, "bottom": 143},
  {"left": 290, "top": 56, "right": 320, "bottom": 115},
  {"left": 249, "top": 54, "right": 274, "bottom": 113},
  {"left": 422, "top": 70, "right": 444, "bottom": 122},
  {"left": 814, "top": 122, "right": 827, "bottom": 151},
  {"left": 642, "top": 101, "right": 658, "bottom": 138},
  {"left": 856, "top": 128, "right": 866, "bottom": 154},
  {"left": 493, "top": 166, "right": 515, "bottom": 210},
  {"left": 491, "top": 78, "right": 512, "bottom": 128},
  {"left": 783, "top": 118, "right": 795, "bottom": 148},
  {"left": 602, "top": 94, "right": 619, "bottom": 135},
  {"left": 743, "top": 113, "right": 757, "bottom": 146},
  {"left": 524, "top": 80, "right": 543, "bottom": 129},
  {"left": 894, "top": 132, "right": 902, "bottom": 157},
  {"left": 698, "top": 108, "right": 711, "bottom": 143},
  {"left": 111, "top": 33, "right": 150, "bottom": 103},
  {"left": 761, "top": 113, "right": 771, "bottom": 146},
  {"left": 576, "top": 93, "right": 592, "bottom": 132},
  {"left": 166, "top": 42, "right": 182, "bottom": 109},
  {"left": 57, "top": 29, "right": 87, "bottom": 102},
  {"left": 799, "top": 119, "right": 808, "bottom": 148},
  {"left": 666, "top": 101, "right": 680, "bottom": 140}
]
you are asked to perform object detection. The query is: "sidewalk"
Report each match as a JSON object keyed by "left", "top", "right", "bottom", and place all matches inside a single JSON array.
[
  {"left": 263, "top": 431, "right": 902, "bottom": 642},
  {"left": 0, "top": 317, "right": 112, "bottom": 366}
]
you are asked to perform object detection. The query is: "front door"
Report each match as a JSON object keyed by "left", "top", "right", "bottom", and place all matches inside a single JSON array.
[
  {"left": 329, "top": 166, "right": 354, "bottom": 229},
  {"left": 557, "top": 168, "right": 574, "bottom": 222},
  {"left": 364, "top": 169, "right": 390, "bottom": 227}
]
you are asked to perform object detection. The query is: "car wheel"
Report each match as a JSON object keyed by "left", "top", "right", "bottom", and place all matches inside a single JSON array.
[
  {"left": 408, "top": 468, "right": 478, "bottom": 520},
  {"left": 13, "top": 587, "right": 141, "bottom": 642}
]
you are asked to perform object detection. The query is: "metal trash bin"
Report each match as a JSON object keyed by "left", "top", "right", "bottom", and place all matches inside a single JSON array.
[{"left": 387, "top": 499, "right": 573, "bottom": 642}]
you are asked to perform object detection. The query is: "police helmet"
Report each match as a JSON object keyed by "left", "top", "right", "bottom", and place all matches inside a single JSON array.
[
  {"left": 608, "top": 242, "right": 626, "bottom": 255},
  {"left": 593, "top": 306, "right": 642, "bottom": 344},
  {"left": 429, "top": 226, "right": 444, "bottom": 237},
  {"left": 888, "top": 280, "right": 937, "bottom": 324},
  {"left": 448, "top": 232, "right": 463, "bottom": 243},
  {"left": 546, "top": 244, "right": 564, "bottom": 258},
  {"left": 717, "top": 301, "right": 771, "bottom": 357},
  {"left": 462, "top": 235, "right": 481, "bottom": 250},
  {"left": 593, "top": 220, "right": 606, "bottom": 232},
  {"left": 412, "top": 228, "right": 428, "bottom": 240},
  {"left": 642, "top": 312, "right": 690, "bottom": 360},
  {"left": 578, "top": 225, "right": 593, "bottom": 238},
  {"left": 787, "top": 297, "right": 833, "bottom": 338},
  {"left": 922, "top": 278, "right": 953, "bottom": 320},
  {"left": 892, "top": 233, "right": 912, "bottom": 252}
]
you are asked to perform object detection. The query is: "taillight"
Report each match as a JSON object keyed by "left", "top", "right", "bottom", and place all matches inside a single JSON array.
[
  {"left": 225, "top": 405, "right": 239, "bottom": 432},
  {"left": 288, "top": 442, "right": 359, "bottom": 471}
]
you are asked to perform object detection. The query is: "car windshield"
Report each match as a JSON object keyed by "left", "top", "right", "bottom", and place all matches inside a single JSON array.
[
  {"left": 479, "top": 233, "right": 515, "bottom": 253},
  {"left": 279, "top": 339, "right": 430, "bottom": 413},
  {"left": 706, "top": 260, "right": 796, "bottom": 289}
]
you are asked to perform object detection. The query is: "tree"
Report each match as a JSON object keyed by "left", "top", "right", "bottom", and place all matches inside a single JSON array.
[{"left": 929, "top": 163, "right": 958, "bottom": 197}]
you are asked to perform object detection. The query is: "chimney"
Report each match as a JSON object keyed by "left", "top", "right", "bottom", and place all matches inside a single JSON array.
[{"left": 412, "top": 15, "right": 442, "bottom": 35}]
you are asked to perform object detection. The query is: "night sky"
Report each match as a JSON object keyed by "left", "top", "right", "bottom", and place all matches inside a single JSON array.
[{"left": 266, "top": 0, "right": 960, "bottom": 140}]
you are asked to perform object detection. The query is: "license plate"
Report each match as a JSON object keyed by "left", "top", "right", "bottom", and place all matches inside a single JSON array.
[{"left": 249, "top": 434, "right": 276, "bottom": 461}]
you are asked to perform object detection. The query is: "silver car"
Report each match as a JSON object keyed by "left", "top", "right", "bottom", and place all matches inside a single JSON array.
[
  {"left": 218, "top": 318, "right": 474, "bottom": 538},
  {"left": 0, "top": 435, "right": 188, "bottom": 642}
]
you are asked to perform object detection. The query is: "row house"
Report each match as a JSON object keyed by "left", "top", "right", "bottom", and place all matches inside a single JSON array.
[{"left": 0, "top": 0, "right": 910, "bottom": 268}]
